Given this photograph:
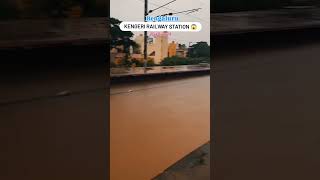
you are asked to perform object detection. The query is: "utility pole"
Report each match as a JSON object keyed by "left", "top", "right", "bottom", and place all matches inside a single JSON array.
[{"left": 144, "top": 0, "right": 148, "bottom": 73}]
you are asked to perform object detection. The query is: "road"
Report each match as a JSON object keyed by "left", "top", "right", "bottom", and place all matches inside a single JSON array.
[
  {"left": 213, "top": 36, "right": 320, "bottom": 180},
  {"left": 110, "top": 75, "right": 210, "bottom": 180}
]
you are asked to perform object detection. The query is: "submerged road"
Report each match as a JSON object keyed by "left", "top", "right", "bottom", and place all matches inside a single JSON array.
[{"left": 110, "top": 75, "right": 210, "bottom": 180}]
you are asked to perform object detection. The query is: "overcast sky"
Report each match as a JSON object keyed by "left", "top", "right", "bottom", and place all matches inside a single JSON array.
[{"left": 110, "top": 0, "right": 210, "bottom": 46}]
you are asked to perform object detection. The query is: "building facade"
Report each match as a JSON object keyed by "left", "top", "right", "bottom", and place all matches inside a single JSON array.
[
  {"left": 168, "top": 41, "right": 177, "bottom": 57},
  {"left": 134, "top": 33, "right": 169, "bottom": 64},
  {"left": 153, "top": 33, "right": 168, "bottom": 64}
]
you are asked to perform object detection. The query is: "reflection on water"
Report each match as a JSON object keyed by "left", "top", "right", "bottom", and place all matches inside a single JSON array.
[{"left": 110, "top": 76, "right": 210, "bottom": 180}]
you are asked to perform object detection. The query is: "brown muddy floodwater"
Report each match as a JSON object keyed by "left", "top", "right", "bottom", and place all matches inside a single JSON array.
[{"left": 110, "top": 75, "right": 210, "bottom": 180}]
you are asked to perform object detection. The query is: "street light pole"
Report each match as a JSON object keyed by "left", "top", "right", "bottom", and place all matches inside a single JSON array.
[{"left": 144, "top": 0, "right": 148, "bottom": 73}]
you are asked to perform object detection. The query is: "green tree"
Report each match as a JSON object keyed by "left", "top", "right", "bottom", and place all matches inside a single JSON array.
[
  {"left": 189, "top": 42, "right": 210, "bottom": 58},
  {"left": 111, "top": 17, "right": 138, "bottom": 50},
  {"left": 110, "top": 17, "right": 138, "bottom": 64}
]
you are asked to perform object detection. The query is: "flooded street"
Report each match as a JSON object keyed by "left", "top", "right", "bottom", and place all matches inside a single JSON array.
[{"left": 110, "top": 75, "right": 210, "bottom": 180}]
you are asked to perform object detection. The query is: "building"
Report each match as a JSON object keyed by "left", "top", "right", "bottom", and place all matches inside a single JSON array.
[
  {"left": 176, "top": 49, "right": 187, "bottom": 58},
  {"left": 134, "top": 33, "right": 168, "bottom": 64},
  {"left": 134, "top": 34, "right": 154, "bottom": 55},
  {"left": 176, "top": 44, "right": 188, "bottom": 58},
  {"left": 134, "top": 32, "right": 193, "bottom": 64},
  {"left": 168, "top": 41, "right": 177, "bottom": 57},
  {"left": 154, "top": 32, "right": 168, "bottom": 64}
]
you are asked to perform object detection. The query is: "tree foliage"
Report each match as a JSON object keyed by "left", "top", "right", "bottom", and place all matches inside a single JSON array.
[
  {"left": 189, "top": 42, "right": 210, "bottom": 58},
  {"left": 131, "top": 58, "right": 155, "bottom": 67},
  {"left": 110, "top": 17, "right": 138, "bottom": 53}
]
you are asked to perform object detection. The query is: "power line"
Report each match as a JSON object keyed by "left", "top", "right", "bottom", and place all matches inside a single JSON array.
[
  {"left": 158, "top": 8, "right": 201, "bottom": 16},
  {"left": 148, "top": 0, "right": 177, "bottom": 14},
  {"left": 135, "top": 0, "right": 208, "bottom": 23},
  {"left": 147, "top": 0, "right": 209, "bottom": 24},
  {"left": 186, "top": 8, "right": 201, "bottom": 14},
  {"left": 134, "top": 0, "right": 209, "bottom": 24}
]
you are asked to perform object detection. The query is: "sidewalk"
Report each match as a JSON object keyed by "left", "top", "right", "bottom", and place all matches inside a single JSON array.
[{"left": 153, "top": 143, "right": 210, "bottom": 180}]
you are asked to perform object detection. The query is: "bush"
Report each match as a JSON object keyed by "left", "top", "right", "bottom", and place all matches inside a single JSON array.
[
  {"left": 120, "top": 58, "right": 131, "bottom": 67},
  {"left": 147, "top": 58, "right": 155, "bottom": 67},
  {"left": 131, "top": 58, "right": 155, "bottom": 67},
  {"left": 161, "top": 56, "right": 210, "bottom": 66},
  {"left": 131, "top": 59, "right": 144, "bottom": 67},
  {"left": 189, "top": 42, "right": 210, "bottom": 58}
]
